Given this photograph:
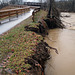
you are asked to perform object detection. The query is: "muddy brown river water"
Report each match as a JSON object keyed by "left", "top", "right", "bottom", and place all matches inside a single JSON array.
[
  {"left": 45, "top": 12, "right": 75, "bottom": 75},
  {"left": 45, "top": 28, "right": 75, "bottom": 75}
]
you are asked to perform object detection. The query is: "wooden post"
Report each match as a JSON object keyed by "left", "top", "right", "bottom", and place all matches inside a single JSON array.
[
  {"left": 32, "top": 11, "right": 35, "bottom": 22},
  {"left": 23, "top": 9, "right": 24, "bottom": 14},
  {"left": 24, "top": 9, "right": 25, "bottom": 14},
  {"left": 21, "top": 9, "right": 22, "bottom": 16},
  {"left": 0, "top": 16, "right": 1, "bottom": 25},
  {"left": 0, "top": 21, "right": 1, "bottom": 25},
  {"left": 16, "top": 11, "right": 18, "bottom": 18},
  {"left": 0, "top": 20, "right": 1, "bottom": 25},
  {"left": 8, "top": 12, "right": 11, "bottom": 21}
]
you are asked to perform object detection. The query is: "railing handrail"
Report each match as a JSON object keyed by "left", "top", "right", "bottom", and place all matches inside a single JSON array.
[{"left": 0, "top": 6, "right": 30, "bottom": 13}]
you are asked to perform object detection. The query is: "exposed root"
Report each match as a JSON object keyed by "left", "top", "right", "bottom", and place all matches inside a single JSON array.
[
  {"left": 24, "top": 40, "right": 58, "bottom": 75},
  {"left": 24, "top": 23, "right": 48, "bottom": 37},
  {"left": 42, "top": 41, "right": 58, "bottom": 54},
  {"left": 24, "top": 41, "right": 50, "bottom": 75},
  {"left": 24, "top": 25, "right": 39, "bottom": 33}
]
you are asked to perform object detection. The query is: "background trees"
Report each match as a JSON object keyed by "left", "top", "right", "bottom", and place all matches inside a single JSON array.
[
  {"left": 0, "top": 0, "right": 9, "bottom": 9},
  {"left": 0, "top": 0, "right": 75, "bottom": 12},
  {"left": 10, "top": 0, "right": 23, "bottom": 5},
  {"left": 55, "top": 0, "right": 75, "bottom": 12}
]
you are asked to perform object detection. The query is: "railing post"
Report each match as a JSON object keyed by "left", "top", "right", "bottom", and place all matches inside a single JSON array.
[
  {"left": 0, "top": 13, "right": 1, "bottom": 25},
  {"left": 16, "top": 11, "right": 18, "bottom": 18},
  {"left": 21, "top": 9, "right": 22, "bottom": 16},
  {"left": 32, "top": 11, "right": 35, "bottom": 22},
  {"left": 0, "top": 16, "right": 1, "bottom": 25},
  {"left": 0, "top": 21, "right": 1, "bottom": 25},
  {"left": 8, "top": 12, "right": 11, "bottom": 21},
  {"left": 24, "top": 9, "right": 25, "bottom": 14}
]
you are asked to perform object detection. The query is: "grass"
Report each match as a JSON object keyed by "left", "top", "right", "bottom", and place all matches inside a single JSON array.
[{"left": 0, "top": 10, "right": 47, "bottom": 74}]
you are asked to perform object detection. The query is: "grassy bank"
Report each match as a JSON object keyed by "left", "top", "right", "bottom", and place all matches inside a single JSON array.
[{"left": 0, "top": 10, "right": 47, "bottom": 74}]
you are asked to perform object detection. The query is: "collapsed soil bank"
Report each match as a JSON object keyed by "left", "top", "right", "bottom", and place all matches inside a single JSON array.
[
  {"left": 24, "top": 5, "right": 65, "bottom": 75},
  {"left": 24, "top": 20, "right": 59, "bottom": 75},
  {"left": 0, "top": 9, "right": 61, "bottom": 75},
  {"left": 24, "top": 23, "right": 50, "bottom": 75},
  {"left": 0, "top": 10, "right": 48, "bottom": 75}
]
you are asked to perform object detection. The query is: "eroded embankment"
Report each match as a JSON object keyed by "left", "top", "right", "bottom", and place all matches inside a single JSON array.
[
  {"left": 24, "top": 23, "right": 50, "bottom": 75},
  {"left": 26, "top": 4, "right": 65, "bottom": 75},
  {"left": 0, "top": 10, "right": 50, "bottom": 75},
  {"left": 0, "top": 9, "right": 62, "bottom": 75},
  {"left": 23, "top": 18, "right": 59, "bottom": 75}
]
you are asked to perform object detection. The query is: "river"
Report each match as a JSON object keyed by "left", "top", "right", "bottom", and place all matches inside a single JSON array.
[{"left": 45, "top": 12, "right": 75, "bottom": 75}]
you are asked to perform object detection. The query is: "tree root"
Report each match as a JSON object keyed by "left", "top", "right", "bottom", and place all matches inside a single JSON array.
[{"left": 24, "top": 40, "right": 58, "bottom": 75}]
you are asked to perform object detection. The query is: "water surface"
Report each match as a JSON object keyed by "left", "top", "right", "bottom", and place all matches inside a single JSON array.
[{"left": 45, "top": 28, "right": 75, "bottom": 75}]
